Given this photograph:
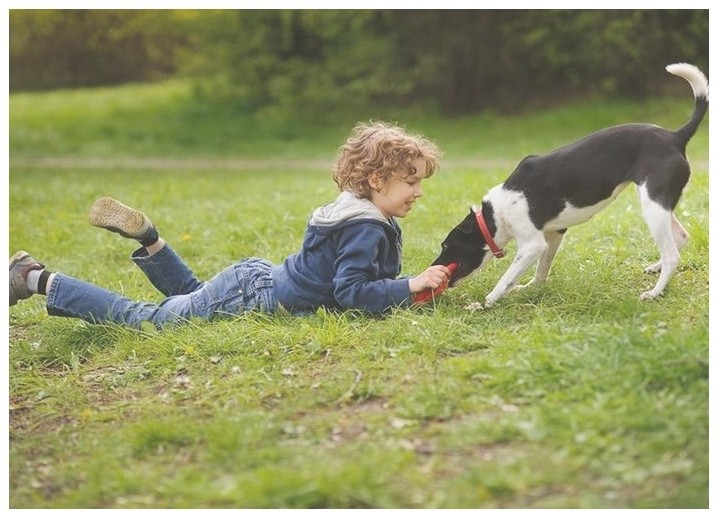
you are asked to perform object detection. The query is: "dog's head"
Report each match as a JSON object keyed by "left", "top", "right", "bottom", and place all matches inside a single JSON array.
[{"left": 431, "top": 203, "right": 497, "bottom": 286}]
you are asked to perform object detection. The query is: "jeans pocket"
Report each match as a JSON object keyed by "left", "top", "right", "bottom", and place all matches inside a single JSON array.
[
  {"left": 192, "top": 266, "right": 245, "bottom": 318},
  {"left": 194, "top": 260, "right": 274, "bottom": 318},
  {"left": 249, "top": 275, "right": 276, "bottom": 312}
]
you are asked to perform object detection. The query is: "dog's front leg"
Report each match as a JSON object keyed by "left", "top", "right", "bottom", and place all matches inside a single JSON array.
[
  {"left": 517, "top": 230, "right": 566, "bottom": 289},
  {"left": 485, "top": 238, "right": 548, "bottom": 307}
]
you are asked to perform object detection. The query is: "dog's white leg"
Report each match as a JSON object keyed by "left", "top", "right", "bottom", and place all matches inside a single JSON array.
[
  {"left": 517, "top": 230, "right": 565, "bottom": 289},
  {"left": 644, "top": 213, "right": 689, "bottom": 273},
  {"left": 485, "top": 236, "right": 548, "bottom": 306},
  {"left": 638, "top": 186, "right": 681, "bottom": 299}
]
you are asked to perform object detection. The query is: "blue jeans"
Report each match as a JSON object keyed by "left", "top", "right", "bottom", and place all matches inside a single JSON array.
[{"left": 46, "top": 244, "right": 278, "bottom": 329}]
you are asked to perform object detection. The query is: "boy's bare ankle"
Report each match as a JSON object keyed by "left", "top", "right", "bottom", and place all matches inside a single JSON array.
[{"left": 144, "top": 238, "right": 166, "bottom": 256}]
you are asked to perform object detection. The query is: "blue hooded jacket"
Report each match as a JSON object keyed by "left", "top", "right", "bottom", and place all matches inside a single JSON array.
[{"left": 272, "top": 191, "right": 412, "bottom": 314}]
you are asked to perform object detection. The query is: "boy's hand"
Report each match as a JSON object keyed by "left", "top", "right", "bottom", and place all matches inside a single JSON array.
[
  {"left": 409, "top": 265, "right": 453, "bottom": 293},
  {"left": 411, "top": 263, "right": 458, "bottom": 303}
]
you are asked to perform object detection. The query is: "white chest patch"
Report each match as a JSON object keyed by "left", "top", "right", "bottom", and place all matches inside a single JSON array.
[{"left": 544, "top": 182, "right": 630, "bottom": 230}]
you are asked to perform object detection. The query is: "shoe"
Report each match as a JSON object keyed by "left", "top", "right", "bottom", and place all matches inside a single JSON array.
[
  {"left": 10, "top": 250, "right": 44, "bottom": 306},
  {"left": 88, "top": 196, "right": 158, "bottom": 244}
]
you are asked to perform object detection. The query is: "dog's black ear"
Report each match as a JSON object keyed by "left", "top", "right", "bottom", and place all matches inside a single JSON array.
[{"left": 457, "top": 208, "right": 477, "bottom": 234}]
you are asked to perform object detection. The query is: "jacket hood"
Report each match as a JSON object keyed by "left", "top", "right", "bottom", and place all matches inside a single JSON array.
[{"left": 309, "top": 191, "right": 388, "bottom": 227}]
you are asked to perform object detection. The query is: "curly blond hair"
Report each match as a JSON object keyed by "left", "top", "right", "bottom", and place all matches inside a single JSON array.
[{"left": 332, "top": 121, "right": 443, "bottom": 198}]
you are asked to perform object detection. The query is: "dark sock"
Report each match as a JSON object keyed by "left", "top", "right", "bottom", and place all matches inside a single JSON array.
[
  {"left": 37, "top": 270, "right": 53, "bottom": 295},
  {"left": 139, "top": 227, "right": 159, "bottom": 247}
]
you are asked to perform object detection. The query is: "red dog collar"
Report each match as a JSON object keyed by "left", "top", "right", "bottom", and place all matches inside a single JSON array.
[{"left": 474, "top": 207, "right": 506, "bottom": 259}]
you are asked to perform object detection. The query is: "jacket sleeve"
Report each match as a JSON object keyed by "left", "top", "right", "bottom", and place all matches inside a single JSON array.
[{"left": 332, "top": 224, "right": 412, "bottom": 313}]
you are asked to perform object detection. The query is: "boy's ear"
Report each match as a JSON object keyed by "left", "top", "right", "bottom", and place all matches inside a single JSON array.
[{"left": 367, "top": 171, "right": 383, "bottom": 191}]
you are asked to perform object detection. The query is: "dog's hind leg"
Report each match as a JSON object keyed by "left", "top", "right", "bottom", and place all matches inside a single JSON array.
[
  {"left": 637, "top": 185, "right": 681, "bottom": 299},
  {"left": 644, "top": 213, "right": 689, "bottom": 273}
]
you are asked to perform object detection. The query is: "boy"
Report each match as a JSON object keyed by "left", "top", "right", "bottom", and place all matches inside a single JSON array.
[{"left": 9, "top": 121, "right": 452, "bottom": 329}]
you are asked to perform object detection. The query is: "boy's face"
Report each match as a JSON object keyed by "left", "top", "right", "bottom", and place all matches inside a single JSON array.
[{"left": 369, "top": 158, "right": 427, "bottom": 219}]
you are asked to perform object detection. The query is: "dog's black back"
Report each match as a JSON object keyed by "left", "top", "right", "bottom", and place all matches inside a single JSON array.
[{"left": 503, "top": 123, "right": 692, "bottom": 229}]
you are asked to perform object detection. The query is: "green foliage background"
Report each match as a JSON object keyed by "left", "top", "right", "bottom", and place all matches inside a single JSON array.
[{"left": 9, "top": 9, "right": 709, "bottom": 114}]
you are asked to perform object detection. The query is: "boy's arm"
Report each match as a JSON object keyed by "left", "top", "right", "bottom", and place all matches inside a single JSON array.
[{"left": 332, "top": 224, "right": 412, "bottom": 313}]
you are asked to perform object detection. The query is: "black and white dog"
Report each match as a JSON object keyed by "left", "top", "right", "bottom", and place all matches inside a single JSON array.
[{"left": 432, "top": 63, "right": 708, "bottom": 308}]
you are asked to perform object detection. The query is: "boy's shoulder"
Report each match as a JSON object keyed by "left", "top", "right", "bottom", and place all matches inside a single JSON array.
[
  {"left": 311, "top": 216, "right": 398, "bottom": 236},
  {"left": 309, "top": 191, "right": 389, "bottom": 228}
]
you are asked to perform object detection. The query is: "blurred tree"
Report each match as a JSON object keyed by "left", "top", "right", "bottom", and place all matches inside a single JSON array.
[
  {"left": 187, "top": 9, "right": 708, "bottom": 114},
  {"left": 390, "top": 10, "right": 708, "bottom": 113},
  {"left": 10, "top": 9, "right": 709, "bottom": 115},
  {"left": 9, "top": 10, "right": 188, "bottom": 90},
  {"left": 182, "top": 10, "right": 403, "bottom": 110}
]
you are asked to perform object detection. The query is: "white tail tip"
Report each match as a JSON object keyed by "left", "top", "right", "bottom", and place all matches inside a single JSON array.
[{"left": 666, "top": 62, "right": 709, "bottom": 101}]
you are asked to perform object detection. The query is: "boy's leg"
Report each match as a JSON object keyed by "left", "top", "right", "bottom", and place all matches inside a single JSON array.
[
  {"left": 131, "top": 244, "right": 203, "bottom": 297},
  {"left": 11, "top": 253, "right": 277, "bottom": 329},
  {"left": 46, "top": 273, "right": 190, "bottom": 329},
  {"left": 11, "top": 251, "right": 189, "bottom": 328},
  {"left": 48, "top": 260, "right": 278, "bottom": 327},
  {"left": 89, "top": 196, "right": 202, "bottom": 296}
]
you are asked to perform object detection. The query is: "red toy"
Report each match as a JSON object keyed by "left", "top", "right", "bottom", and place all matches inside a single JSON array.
[{"left": 413, "top": 262, "right": 458, "bottom": 304}]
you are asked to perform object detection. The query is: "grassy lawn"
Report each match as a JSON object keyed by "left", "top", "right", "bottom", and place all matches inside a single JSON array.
[{"left": 8, "top": 81, "right": 709, "bottom": 508}]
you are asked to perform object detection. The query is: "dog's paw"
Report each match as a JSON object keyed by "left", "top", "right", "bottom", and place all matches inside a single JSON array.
[
  {"left": 644, "top": 262, "right": 662, "bottom": 274},
  {"left": 464, "top": 301, "right": 485, "bottom": 311},
  {"left": 640, "top": 289, "right": 663, "bottom": 300},
  {"left": 484, "top": 296, "right": 501, "bottom": 308}
]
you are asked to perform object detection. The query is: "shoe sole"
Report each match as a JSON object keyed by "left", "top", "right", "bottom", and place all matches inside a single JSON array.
[
  {"left": 9, "top": 250, "right": 31, "bottom": 270},
  {"left": 88, "top": 197, "right": 150, "bottom": 239}
]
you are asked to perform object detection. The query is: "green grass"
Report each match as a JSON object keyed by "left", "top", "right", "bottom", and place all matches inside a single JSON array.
[
  {"left": 8, "top": 81, "right": 709, "bottom": 508},
  {"left": 9, "top": 79, "right": 709, "bottom": 161}
]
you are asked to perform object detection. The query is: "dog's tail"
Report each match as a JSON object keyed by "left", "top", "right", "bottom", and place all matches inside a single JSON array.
[{"left": 666, "top": 63, "right": 709, "bottom": 147}]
